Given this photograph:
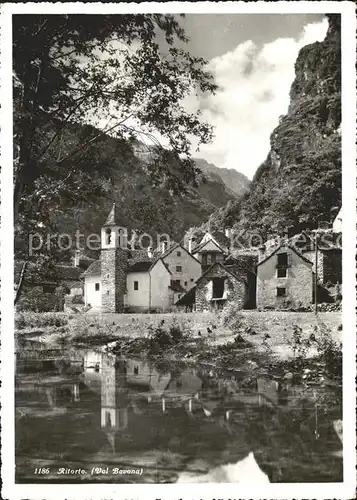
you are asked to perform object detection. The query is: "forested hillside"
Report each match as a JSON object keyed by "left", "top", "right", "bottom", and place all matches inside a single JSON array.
[
  {"left": 15, "top": 122, "right": 248, "bottom": 258},
  {"left": 202, "top": 14, "right": 341, "bottom": 241}
]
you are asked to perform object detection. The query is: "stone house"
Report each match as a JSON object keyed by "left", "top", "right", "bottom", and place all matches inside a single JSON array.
[
  {"left": 82, "top": 204, "right": 202, "bottom": 312},
  {"left": 195, "top": 262, "right": 247, "bottom": 312},
  {"left": 192, "top": 238, "right": 226, "bottom": 271},
  {"left": 256, "top": 245, "right": 313, "bottom": 309},
  {"left": 14, "top": 260, "right": 85, "bottom": 312}
]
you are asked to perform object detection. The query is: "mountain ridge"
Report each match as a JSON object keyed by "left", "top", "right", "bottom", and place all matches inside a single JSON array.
[{"left": 194, "top": 14, "right": 341, "bottom": 241}]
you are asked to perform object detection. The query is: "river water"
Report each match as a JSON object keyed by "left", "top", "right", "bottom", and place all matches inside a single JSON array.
[{"left": 15, "top": 343, "right": 343, "bottom": 483}]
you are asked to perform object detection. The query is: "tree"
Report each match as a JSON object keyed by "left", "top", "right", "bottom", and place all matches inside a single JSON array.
[{"left": 13, "top": 14, "right": 218, "bottom": 228}]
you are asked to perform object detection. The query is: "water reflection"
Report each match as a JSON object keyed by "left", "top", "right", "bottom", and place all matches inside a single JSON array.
[{"left": 15, "top": 348, "right": 343, "bottom": 483}]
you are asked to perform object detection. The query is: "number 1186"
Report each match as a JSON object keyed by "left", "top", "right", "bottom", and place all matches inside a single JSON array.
[{"left": 34, "top": 468, "right": 50, "bottom": 474}]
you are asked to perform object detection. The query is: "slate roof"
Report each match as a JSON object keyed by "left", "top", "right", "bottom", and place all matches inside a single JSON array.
[
  {"left": 175, "top": 286, "right": 196, "bottom": 306},
  {"left": 69, "top": 281, "right": 83, "bottom": 289},
  {"left": 257, "top": 244, "right": 313, "bottom": 267},
  {"left": 103, "top": 203, "right": 121, "bottom": 226},
  {"left": 81, "top": 260, "right": 101, "bottom": 277},
  {"left": 153, "top": 241, "right": 201, "bottom": 264},
  {"left": 127, "top": 261, "right": 153, "bottom": 273},
  {"left": 195, "top": 262, "right": 244, "bottom": 285},
  {"left": 169, "top": 282, "right": 186, "bottom": 293},
  {"left": 194, "top": 231, "right": 229, "bottom": 254},
  {"left": 193, "top": 240, "right": 225, "bottom": 254}
]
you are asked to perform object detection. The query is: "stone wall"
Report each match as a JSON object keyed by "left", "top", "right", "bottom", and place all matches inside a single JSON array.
[
  {"left": 322, "top": 249, "right": 342, "bottom": 284},
  {"left": 101, "top": 248, "right": 127, "bottom": 313},
  {"left": 257, "top": 247, "right": 313, "bottom": 309},
  {"left": 196, "top": 264, "right": 246, "bottom": 313},
  {"left": 304, "top": 250, "right": 324, "bottom": 282}
]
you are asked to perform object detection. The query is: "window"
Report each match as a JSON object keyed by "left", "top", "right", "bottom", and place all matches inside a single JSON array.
[
  {"left": 190, "top": 278, "right": 194, "bottom": 282},
  {"left": 105, "top": 411, "right": 112, "bottom": 427},
  {"left": 277, "top": 252, "right": 288, "bottom": 267},
  {"left": 43, "top": 285, "right": 56, "bottom": 294},
  {"left": 212, "top": 278, "right": 225, "bottom": 299},
  {"left": 277, "top": 287, "right": 286, "bottom": 297},
  {"left": 178, "top": 294, "right": 181, "bottom": 299},
  {"left": 176, "top": 266, "right": 182, "bottom": 272},
  {"left": 134, "top": 281, "right": 139, "bottom": 291},
  {"left": 105, "top": 227, "right": 112, "bottom": 245},
  {"left": 277, "top": 268, "right": 287, "bottom": 278},
  {"left": 177, "top": 251, "right": 181, "bottom": 257},
  {"left": 175, "top": 279, "right": 180, "bottom": 285},
  {"left": 211, "top": 253, "right": 216, "bottom": 263},
  {"left": 134, "top": 366, "right": 139, "bottom": 375},
  {"left": 184, "top": 281, "right": 188, "bottom": 286}
]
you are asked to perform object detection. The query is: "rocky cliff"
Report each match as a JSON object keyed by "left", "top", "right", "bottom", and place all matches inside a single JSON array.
[{"left": 206, "top": 14, "right": 341, "bottom": 240}]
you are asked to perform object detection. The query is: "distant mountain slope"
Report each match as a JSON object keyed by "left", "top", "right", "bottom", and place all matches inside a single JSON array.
[
  {"left": 15, "top": 128, "right": 249, "bottom": 259},
  {"left": 194, "top": 158, "right": 250, "bottom": 198}
]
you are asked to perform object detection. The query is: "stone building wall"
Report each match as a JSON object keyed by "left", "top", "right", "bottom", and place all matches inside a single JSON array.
[
  {"left": 101, "top": 248, "right": 127, "bottom": 313},
  {"left": 196, "top": 264, "right": 246, "bottom": 312},
  {"left": 304, "top": 249, "right": 342, "bottom": 285},
  {"left": 304, "top": 250, "right": 324, "bottom": 282},
  {"left": 257, "top": 247, "right": 313, "bottom": 309},
  {"left": 321, "top": 249, "right": 342, "bottom": 284}
]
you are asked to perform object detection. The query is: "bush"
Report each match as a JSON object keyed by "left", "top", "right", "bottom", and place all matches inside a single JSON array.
[
  {"left": 169, "top": 320, "right": 184, "bottom": 343},
  {"left": 316, "top": 325, "right": 342, "bottom": 379},
  {"left": 290, "top": 324, "right": 310, "bottom": 359},
  {"left": 72, "top": 294, "right": 84, "bottom": 305},
  {"left": 219, "top": 302, "right": 242, "bottom": 327},
  {"left": 147, "top": 320, "right": 187, "bottom": 352},
  {"left": 15, "top": 311, "right": 69, "bottom": 330}
]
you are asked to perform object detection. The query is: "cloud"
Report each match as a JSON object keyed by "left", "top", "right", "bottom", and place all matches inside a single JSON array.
[{"left": 186, "top": 18, "right": 329, "bottom": 179}]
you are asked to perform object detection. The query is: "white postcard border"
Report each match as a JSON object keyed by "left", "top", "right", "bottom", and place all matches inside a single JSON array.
[{"left": 1, "top": 2, "right": 356, "bottom": 499}]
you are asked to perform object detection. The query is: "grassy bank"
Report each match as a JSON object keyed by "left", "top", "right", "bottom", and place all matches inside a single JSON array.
[{"left": 15, "top": 310, "right": 342, "bottom": 387}]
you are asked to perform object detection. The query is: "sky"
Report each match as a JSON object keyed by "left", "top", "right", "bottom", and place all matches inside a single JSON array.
[{"left": 166, "top": 14, "right": 328, "bottom": 179}]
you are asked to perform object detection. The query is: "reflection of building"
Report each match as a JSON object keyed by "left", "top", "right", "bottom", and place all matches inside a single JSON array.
[
  {"left": 257, "top": 378, "right": 289, "bottom": 407},
  {"left": 100, "top": 354, "right": 129, "bottom": 432},
  {"left": 125, "top": 359, "right": 171, "bottom": 397},
  {"left": 15, "top": 379, "right": 80, "bottom": 408}
]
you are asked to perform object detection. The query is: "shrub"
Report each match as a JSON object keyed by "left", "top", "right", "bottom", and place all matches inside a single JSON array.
[
  {"left": 316, "top": 325, "right": 342, "bottom": 379},
  {"left": 147, "top": 319, "right": 188, "bottom": 352},
  {"left": 219, "top": 302, "right": 243, "bottom": 328},
  {"left": 148, "top": 325, "right": 174, "bottom": 351},
  {"left": 15, "top": 311, "right": 69, "bottom": 330},
  {"left": 169, "top": 320, "right": 184, "bottom": 343},
  {"left": 71, "top": 294, "right": 84, "bottom": 305},
  {"left": 290, "top": 324, "right": 310, "bottom": 359}
]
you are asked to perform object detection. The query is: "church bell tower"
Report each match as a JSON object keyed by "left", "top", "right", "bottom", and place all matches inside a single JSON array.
[{"left": 101, "top": 204, "right": 127, "bottom": 313}]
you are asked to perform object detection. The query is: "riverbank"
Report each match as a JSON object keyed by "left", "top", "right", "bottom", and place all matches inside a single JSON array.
[
  {"left": 15, "top": 310, "right": 343, "bottom": 483},
  {"left": 15, "top": 310, "right": 342, "bottom": 388}
]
